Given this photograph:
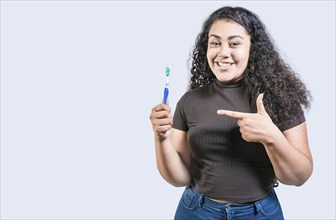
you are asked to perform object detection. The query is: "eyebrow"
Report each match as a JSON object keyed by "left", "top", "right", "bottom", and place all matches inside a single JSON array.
[{"left": 209, "top": 34, "right": 244, "bottom": 40}]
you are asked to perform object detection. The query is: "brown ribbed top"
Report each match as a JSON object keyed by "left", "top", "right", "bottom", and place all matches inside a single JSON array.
[{"left": 172, "top": 79, "right": 305, "bottom": 203}]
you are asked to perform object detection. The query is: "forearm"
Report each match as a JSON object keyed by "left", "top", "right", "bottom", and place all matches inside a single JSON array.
[
  {"left": 217, "top": 95, "right": 313, "bottom": 186},
  {"left": 155, "top": 138, "right": 191, "bottom": 187},
  {"left": 263, "top": 130, "right": 313, "bottom": 186}
]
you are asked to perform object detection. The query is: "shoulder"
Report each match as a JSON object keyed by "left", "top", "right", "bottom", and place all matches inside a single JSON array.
[
  {"left": 180, "top": 83, "right": 213, "bottom": 101},
  {"left": 278, "top": 108, "right": 306, "bottom": 132}
]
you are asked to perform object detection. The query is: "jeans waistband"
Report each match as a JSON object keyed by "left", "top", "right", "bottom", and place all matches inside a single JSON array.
[{"left": 188, "top": 185, "right": 273, "bottom": 212}]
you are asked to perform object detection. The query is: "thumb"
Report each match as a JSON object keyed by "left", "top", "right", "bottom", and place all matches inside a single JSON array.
[{"left": 256, "top": 93, "right": 266, "bottom": 114}]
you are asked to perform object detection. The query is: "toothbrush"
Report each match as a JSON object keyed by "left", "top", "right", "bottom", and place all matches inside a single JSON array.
[{"left": 163, "top": 65, "right": 170, "bottom": 105}]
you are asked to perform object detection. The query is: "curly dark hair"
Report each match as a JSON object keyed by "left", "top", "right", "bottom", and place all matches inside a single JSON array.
[{"left": 189, "top": 6, "right": 311, "bottom": 129}]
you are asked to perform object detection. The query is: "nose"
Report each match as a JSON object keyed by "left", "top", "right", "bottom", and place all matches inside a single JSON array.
[{"left": 217, "top": 43, "right": 231, "bottom": 58}]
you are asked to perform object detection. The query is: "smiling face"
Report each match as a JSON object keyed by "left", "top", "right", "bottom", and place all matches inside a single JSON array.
[{"left": 207, "top": 19, "right": 251, "bottom": 83}]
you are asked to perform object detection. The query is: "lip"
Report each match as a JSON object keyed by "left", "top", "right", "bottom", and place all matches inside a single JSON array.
[{"left": 215, "top": 61, "right": 235, "bottom": 70}]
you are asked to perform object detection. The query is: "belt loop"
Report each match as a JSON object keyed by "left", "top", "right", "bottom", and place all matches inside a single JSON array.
[
  {"left": 198, "top": 194, "right": 205, "bottom": 207},
  {"left": 253, "top": 201, "right": 260, "bottom": 215}
]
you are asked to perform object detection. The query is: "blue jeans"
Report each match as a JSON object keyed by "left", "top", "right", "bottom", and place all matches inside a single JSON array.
[{"left": 174, "top": 185, "right": 284, "bottom": 220}]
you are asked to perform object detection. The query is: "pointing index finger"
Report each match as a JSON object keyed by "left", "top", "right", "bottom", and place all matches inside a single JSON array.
[{"left": 217, "top": 110, "right": 247, "bottom": 119}]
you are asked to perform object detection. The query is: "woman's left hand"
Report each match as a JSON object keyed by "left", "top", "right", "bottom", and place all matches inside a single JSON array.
[{"left": 217, "top": 94, "right": 280, "bottom": 144}]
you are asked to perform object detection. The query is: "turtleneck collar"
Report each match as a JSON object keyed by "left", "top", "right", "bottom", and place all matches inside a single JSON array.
[{"left": 214, "top": 78, "right": 243, "bottom": 88}]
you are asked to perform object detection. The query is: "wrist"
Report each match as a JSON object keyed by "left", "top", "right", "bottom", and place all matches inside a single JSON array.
[
  {"left": 261, "top": 125, "right": 282, "bottom": 146},
  {"left": 155, "top": 131, "right": 171, "bottom": 143}
]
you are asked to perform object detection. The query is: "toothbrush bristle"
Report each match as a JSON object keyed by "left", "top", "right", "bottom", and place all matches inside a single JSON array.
[{"left": 165, "top": 66, "right": 170, "bottom": 77}]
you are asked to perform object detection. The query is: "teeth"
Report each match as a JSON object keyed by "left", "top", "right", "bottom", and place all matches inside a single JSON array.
[{"left": 217, "top": 62, "right": 232, "bottom": 67}]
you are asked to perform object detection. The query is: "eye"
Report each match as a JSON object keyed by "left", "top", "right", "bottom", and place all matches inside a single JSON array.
[
  {"left": 229, "top": 42, "right": 240, "bottom": 48},
  {"left": 209, "top": 41, "right": 221, "bottom": 47}
]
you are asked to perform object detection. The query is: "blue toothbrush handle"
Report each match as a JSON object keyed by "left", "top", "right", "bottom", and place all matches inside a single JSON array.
[{"left": 163, "top": 87, "right": 169, "bottom": 104}]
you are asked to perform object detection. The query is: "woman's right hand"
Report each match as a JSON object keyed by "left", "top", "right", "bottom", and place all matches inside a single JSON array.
[{"left": 149, "top": 104, "right": 173, "bottom": 141}]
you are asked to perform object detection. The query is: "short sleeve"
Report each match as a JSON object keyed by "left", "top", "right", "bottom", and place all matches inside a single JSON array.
[
  {"left": 172, "top": 93, "right": 188, "bottom": 132},
  {"left": 278, "top": 108, "right": 306, "bottom": 132}
]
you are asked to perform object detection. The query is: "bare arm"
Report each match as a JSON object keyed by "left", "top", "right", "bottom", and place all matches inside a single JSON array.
[
  {"left": 217, "top": 94, "right": 313, "bottom": 186},
  {"left": 263, "top": 122, "right": 313, "bottom": 186},
  {"left": 150, "top": 104, "right": 191, "bottom": 187}
]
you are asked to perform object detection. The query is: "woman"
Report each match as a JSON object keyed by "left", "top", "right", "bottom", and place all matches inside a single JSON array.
[{"left": 149, "top": 6, "right": 313, "bottom": 220}]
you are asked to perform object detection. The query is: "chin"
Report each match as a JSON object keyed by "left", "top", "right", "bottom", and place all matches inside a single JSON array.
[
  {"left": 215, "top": 73, "right": 234, "bottom": 82},
  {"left": 215, "top": 71, "right": 244, "bottom": 82}
]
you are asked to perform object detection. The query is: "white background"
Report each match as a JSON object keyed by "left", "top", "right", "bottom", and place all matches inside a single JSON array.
[{"left": 1, "top": 1, "right": 335, "bottom": 219}]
